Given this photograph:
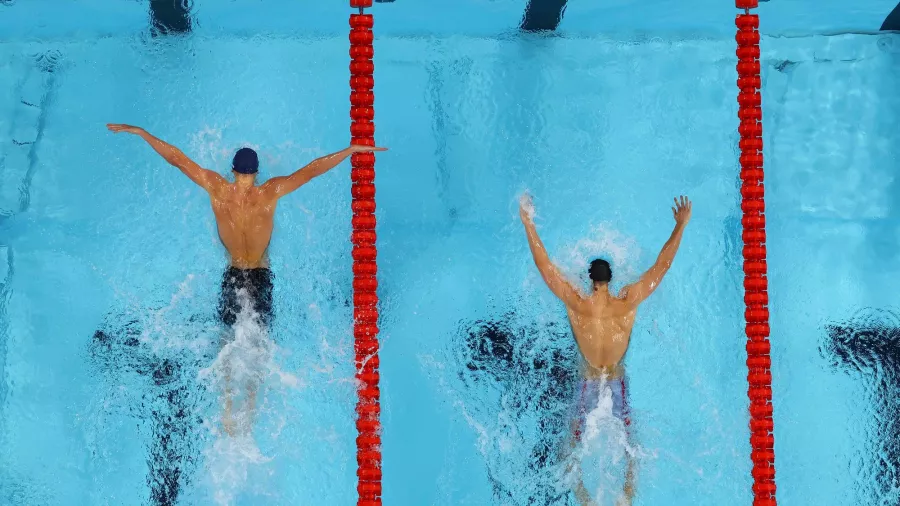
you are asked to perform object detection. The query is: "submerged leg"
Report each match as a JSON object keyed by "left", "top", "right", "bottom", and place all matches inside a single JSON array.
[
  {"left": 574, "top": 477, "right": 598, "bottom": 506},
  {"left": 621, "top": 454, "right": 636, "bottom": 505},
  {"left": 565, "top": 417, "right": 598, "bottom": 506},
  {"left": 620, "top": 378, "right": 635, "bottom": 506},
  {"left": 222, "top": 360, "right": 237, "bottom": 437},
  {"left": 219, "top": 272, "right": 239, "bottom": 437},
  {"left": 239, "top": 380, "right": 259, "bottom": 436},
  {"left": 222, "top": 370, "right": 262, "bottom": 437},
  {"left": 234, "top": 270, "right": 273, "bottom": 436},
  {"left": 225, "top": 329, "right": 266, "bottom": 437}
]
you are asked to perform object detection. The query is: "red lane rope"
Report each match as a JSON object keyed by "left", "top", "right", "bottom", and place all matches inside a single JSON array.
[
  {"left": 349, "top": 1, "right": 381, "bottom": 505},
  {"left": 736, "top": 1, "right": 776, "bottom": 505}
]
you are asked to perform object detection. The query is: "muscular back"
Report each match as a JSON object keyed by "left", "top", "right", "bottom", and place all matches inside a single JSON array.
[
  {"left": 518, "top": 194, "right": 691, "bottom": 379},
  {"left": 104, "top": 125, "right": 385, "bottom": 271},
  {"left": 208, "top": 184, "right": 278, "bottom": 269},
  {"left": 566, "top": 292, "right": 637, "bottom": 375}
]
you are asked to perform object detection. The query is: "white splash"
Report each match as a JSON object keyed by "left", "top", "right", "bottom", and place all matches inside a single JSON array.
[
  {"left": 557, "top": 222, "right": 643, "bottom": 291},
  {"left": 205, "top": 432, "right": 274, "bottom": 506},
  {"left": 135, "top": 273, "right": 217, "bottom": 356},
  {"left": 562, "top": 377, "right": 641, "bottom": 506},
  {"left": 519, "top": 192, "right": 537, "bottom": 221},
  {"left": 197, "top": 289, "right": 300, "bottom": 505},
  {"left": 187, "top": 125, "right": 323, "bottom": 179},
  {"left": 189, "top": 125, "right": 230, "bottom": 168}
]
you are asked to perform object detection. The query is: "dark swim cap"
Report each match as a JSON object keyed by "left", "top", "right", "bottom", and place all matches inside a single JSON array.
[
  {"left": 589, "top": 259, "right": 612, "bottom": 283},
  {"left": 232, "top": 147, "right": 259, "bottom": 174}
]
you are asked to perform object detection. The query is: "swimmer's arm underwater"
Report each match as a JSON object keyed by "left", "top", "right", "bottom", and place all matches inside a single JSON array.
[
  {"left": 623, "top": 196, "right": 691, "bottom": 305},
  {"left": 106, "top": 123, "right": 224, "bottom": 191},
  {"left": 519, "top": 195, "right": 586, "bottom": 308},
  {"left": 262, "top": 144, "right": 387, "bottom": 199}
]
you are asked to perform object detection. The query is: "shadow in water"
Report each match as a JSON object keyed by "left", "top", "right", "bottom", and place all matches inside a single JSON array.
[
  {"left": 883, "top": 2, "right": 900, "bottom": 31},
  {"left": 149, "top": 0, "right": 193, "bottom": 36},
  {"left": 460, "top": 311, "right": 579, "bottom": 505},
  {"left": 520, "top": 0, "right": 568, "bottom": 32},
  {"left": 90, "top": 312, "right": 211, "bottom": 506},
  {"left": 821, "top": 308, "right": 900, "bottom": 501}
]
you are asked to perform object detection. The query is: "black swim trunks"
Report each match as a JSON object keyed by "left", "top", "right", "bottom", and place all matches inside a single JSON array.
[{"left": 218, "top": 267, "right": 274, "bottom": 328}]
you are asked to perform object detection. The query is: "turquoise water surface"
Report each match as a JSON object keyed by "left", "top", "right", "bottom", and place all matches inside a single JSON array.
[{"left": 2, "top": 1, "right": 900, "bottom": 505}]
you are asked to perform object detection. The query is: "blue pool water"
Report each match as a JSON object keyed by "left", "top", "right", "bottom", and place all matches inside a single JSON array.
[{"left": 2, "top": 1, "right": 900, "bottom": 505}]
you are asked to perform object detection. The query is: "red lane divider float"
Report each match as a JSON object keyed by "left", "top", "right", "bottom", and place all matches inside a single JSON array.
[
  {"left": 736, "top": 1, "right": 777, "bottom": 505},
  {"left": 349, "top": 1, "right": 381, "bottom": 505}
]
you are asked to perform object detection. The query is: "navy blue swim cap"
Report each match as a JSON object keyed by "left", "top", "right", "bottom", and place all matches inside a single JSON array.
[{"left": 232, "top": 147, "right": 259, "bottom": 174}]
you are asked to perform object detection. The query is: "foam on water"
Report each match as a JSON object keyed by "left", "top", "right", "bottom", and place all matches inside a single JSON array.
[
  {"left": 188, "top": 125, "right": 264, "bottom": 175},
  {"left": 556, "top": 224, "right": 642, "bottom": 293},
  {"left": 93, "top": 264, "right": 307, "bottom": 505},
  {"left": 140, "top": 274, "right": 215, "bottom": 356},
  {"left": 445, "top": 363, "right": 648, "bottom": 506},
  {"left": 562, "top": 376, "right": 645, "bottom": 506},
  {"left": 197, "top": 289, "right": 302, "bottom": 504},
  {"left": 187, "top": 125, "right": 327, "bottom": 179},
  {"left": 517, "top": 191, "right": 642, "bottom": 293}
]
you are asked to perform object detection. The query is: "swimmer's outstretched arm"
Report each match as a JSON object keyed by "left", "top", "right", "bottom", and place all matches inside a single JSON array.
[
  {"left": 106, "top": 123, "right": 225, "bottom": 192},
  {"left": 262, "top": 144, "right": 387, "bottom": 199},
  {"left": 623, "top": 195, "right": 691, "bottom": 306},
  {"left": 519, "top": 194, "right": 586, "bottom": 308}
]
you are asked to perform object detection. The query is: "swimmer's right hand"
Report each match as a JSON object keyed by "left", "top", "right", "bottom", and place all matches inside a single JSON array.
[
  {"left": 673, "top": 195, "right": 692, "bottom": 226},
  {"left": 107, "top": 123, "right": 144, "bottom": 135},
  {"left": 519, "top": 193, "right": 535, "bottom": 223},
  {"left": 349, "top": 144, "right": 387, "bottom": 153}
]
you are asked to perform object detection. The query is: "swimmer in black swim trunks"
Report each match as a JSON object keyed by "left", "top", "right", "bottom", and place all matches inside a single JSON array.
[
  {"left": 219, "top": 266, "right": 274, "bottom": 330},
  {"left": 107, "top": 123, "right": 385, "bottom": 436},
  {"left": 217, "top": 266, "right": 275, "bottom": 435}
]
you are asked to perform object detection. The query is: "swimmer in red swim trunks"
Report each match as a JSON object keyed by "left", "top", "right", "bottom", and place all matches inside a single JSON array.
[{"left": 519, "top": 194, "right": 691, "bottom": 506}]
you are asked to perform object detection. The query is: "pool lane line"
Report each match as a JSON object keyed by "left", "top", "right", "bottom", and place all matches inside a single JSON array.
[
  {"left": 348, "top": 2, "right": 382, "bottom": 505},
  {"left": 736, "top": 2, "right": 777, "bottom": 505}
]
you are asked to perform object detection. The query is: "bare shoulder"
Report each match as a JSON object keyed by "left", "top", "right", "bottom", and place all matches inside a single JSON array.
[
  {"left": 258, "top": 178, "right": 288, "bottom": 204},
  {"left": 617, "top": 284, "right": 640, "bottom": 308},
  {"left": 207, "top": 169, "right": 228, "bottom": 183},
  {"left": 259, "top": 176, "right": 286, "bottom": 195},
  {"left": 568, "top": 290, "right": 600, "bottom": 316},
  {"left": 204, "top": 170, "right": 229, "bottom": 193}
]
